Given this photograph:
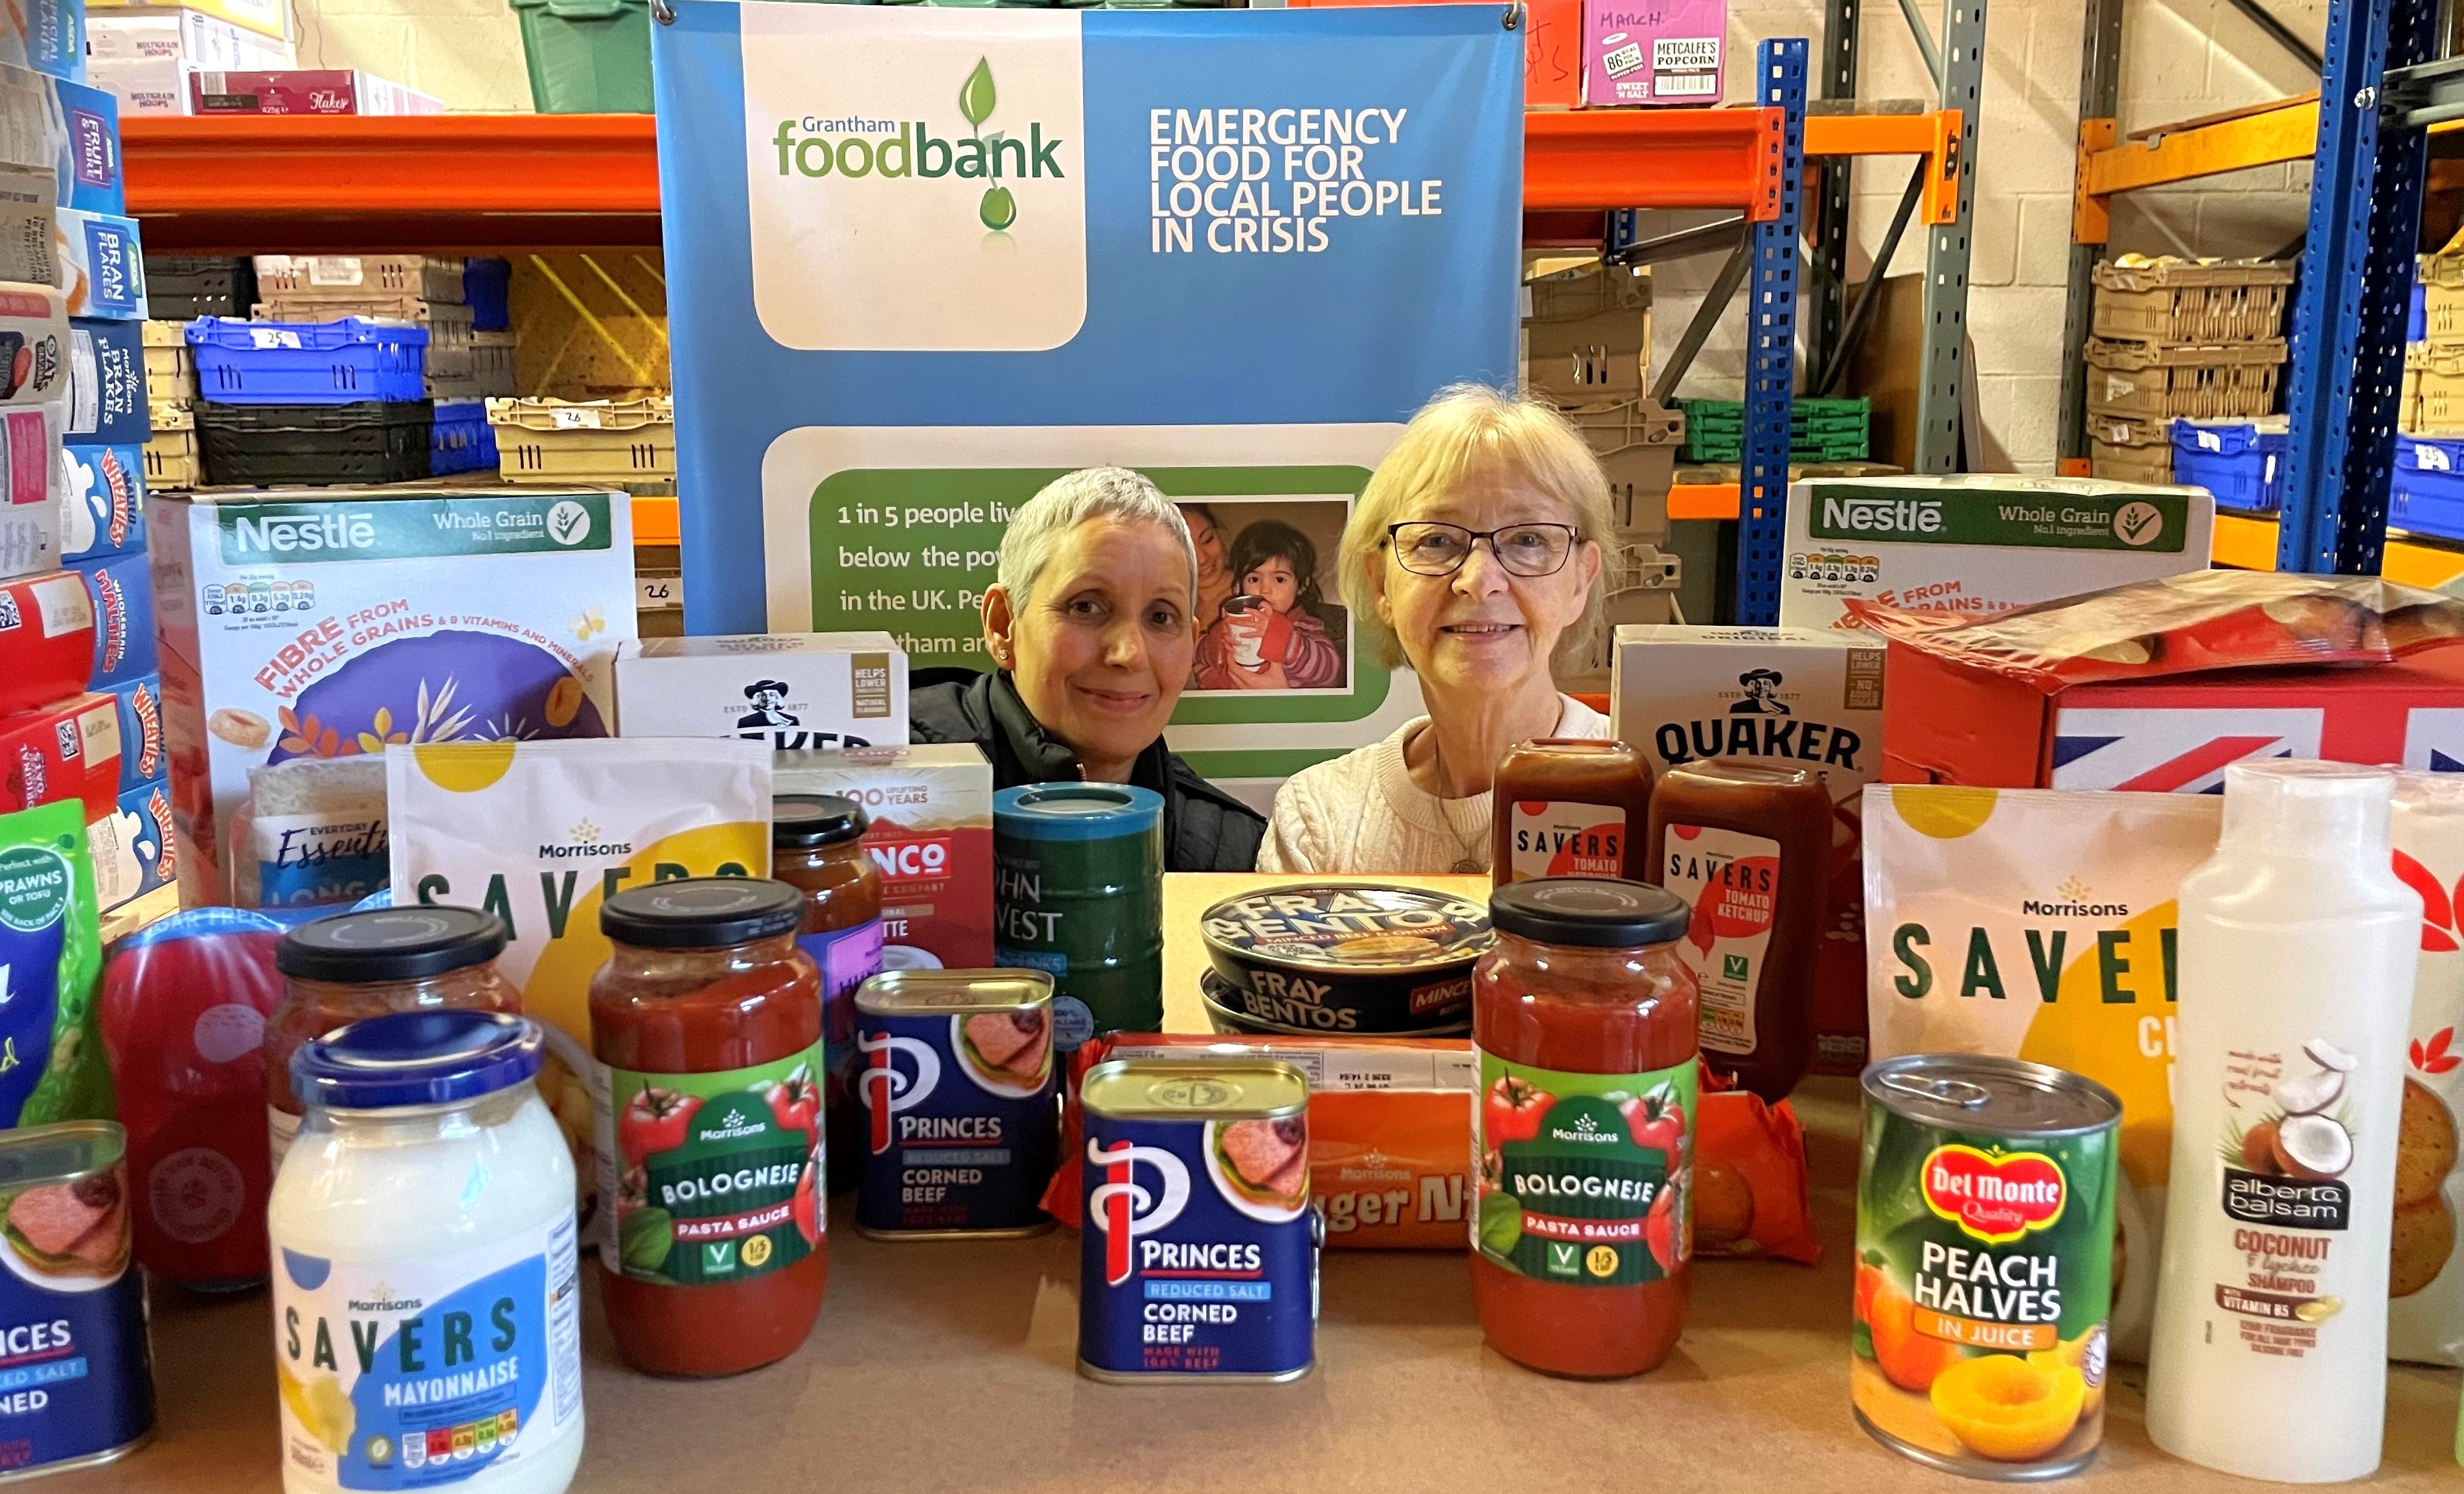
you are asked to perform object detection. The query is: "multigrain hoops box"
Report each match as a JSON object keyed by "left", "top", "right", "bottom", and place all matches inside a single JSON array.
[
  {"left": 775, "top": 742, "right": 992, "bottom": 971},
  {"left": 147, "top": 484, "right": 638, "bottom": 904},
  {"left": 1611, "top": 623, "right": 1885, "bottom": 1074},
  {"left": 613, "top": 632, "right": 909, "bottom": 750}
]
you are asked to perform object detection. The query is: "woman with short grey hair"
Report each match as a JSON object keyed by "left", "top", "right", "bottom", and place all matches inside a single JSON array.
[{"left": 908, "top": 466, "right": 1266, "bottom": 872}]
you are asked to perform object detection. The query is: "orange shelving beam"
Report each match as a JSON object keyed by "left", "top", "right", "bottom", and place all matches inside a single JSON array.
[{"left": 125, "top": 108, "right": 1959, "bottom": 249}]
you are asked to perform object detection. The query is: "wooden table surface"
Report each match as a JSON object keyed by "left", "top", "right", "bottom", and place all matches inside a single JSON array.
[{"left": 56, "top": 874, "right": 2464, "bottom": 1492}]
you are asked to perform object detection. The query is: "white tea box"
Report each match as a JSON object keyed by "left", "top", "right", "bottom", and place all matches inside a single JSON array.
[
  {"left": 615, "top": 632, "right": 908, "bottom": 750},
  {"left": 1777, "top": 475, "right": 2214, "bottom": 633}
]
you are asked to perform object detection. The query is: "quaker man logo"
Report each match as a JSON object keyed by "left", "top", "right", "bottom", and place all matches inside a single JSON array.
[{"left": 1729, "top": 668, "right": 1790, "bottom": 715}]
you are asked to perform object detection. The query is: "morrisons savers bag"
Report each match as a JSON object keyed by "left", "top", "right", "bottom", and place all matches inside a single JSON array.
[
  {"left": 1862, "top": 784, "right": 2221, "bottom": 1361},
  {"left": 386, "top": 738, "right": 772, "bottom": 1231}
]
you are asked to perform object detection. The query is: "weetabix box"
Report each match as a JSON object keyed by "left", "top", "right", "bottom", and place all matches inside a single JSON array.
[
  {"left": 1612, "top": 623, "right": 1885, "bottom": 1074},
  {"left": 613, "top": 632, "right": 908, "bottom": 749},
  {"left": 147, "top": 485, "right": 638, "bottom": 903},
  {"left": 1777, "top": 476, "right": 2215, "bottom": 634},
  {"left": 775, "top": 742, "right": 993, "bottom": 971}
]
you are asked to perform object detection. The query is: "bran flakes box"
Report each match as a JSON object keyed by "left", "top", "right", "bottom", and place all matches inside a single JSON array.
[
  {"left": 1778, "top": 476, "right": 2215, "bottom": 634},
  {"left": 1861, "top": 783, "right": 2224, "bottom": 1362},
  {"left": 147, "top": 485, "right": 638, "bottom": 904},
  {"left": 775, "top": 743, "right": 994, "bottom": 971},
  {"left": 1612, "top": 624, "right": 1883, "bottom": 1073},
  {"left": 614, "top": 632, "right": 909, "bottom": 749}
]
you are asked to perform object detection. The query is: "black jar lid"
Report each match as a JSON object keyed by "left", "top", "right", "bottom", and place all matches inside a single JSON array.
[
  {"left": 278, "top": 906, "right": 508, "bottom": 983},
  {"left": 773, "top": 794, "right": 868, "bottom": 849},
  {"left": 600, "top": 877, "right": 806, "bottom": 948},
  {"left": 1488, "top": 878, "right": 1689, "bottom": 950}
]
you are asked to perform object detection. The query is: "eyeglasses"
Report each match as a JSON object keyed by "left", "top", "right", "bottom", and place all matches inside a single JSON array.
[{"left": 1384, "top": 521, "right": 1579, "bottom": 578}]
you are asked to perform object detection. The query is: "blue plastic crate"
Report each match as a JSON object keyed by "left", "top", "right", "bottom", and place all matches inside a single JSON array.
[
  {"left": 2169, "top": 418, "right": 2284, "bottom": 514},
  {"left": 187, "top": 317, "right": 428, "bottom": 405},
  {"left": 2394, "top": 435, "right": 2464, "bottom": 542},
  {"left": 463, "top": 257, "right": 512, "bottom": 332},
  {"left": 2413, "top": 275, "right": 2429, "bottom": 344},
  {"left": 430, "top": 398, "right": 497, "bottom": 474}
]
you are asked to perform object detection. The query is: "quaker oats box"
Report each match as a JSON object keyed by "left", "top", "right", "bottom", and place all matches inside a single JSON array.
[
  {"left": 147, "top": 483, "right": 638, "bottom": 904},
  {"left": 614, "top": 632, "right": 909, "bottom": 749},
  {"left": 1612, "top": 623, "right": 1885, "bottom": 1074}
]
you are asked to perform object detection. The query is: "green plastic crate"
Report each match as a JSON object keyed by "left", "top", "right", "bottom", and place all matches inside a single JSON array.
[{"left": 512, "top": 0, "right": 652, "bottom": 113}]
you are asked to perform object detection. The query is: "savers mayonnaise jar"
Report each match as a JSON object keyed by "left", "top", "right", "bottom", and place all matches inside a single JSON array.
[{"left": 1862, "top": 784, "right": 2220, "bottom": 1361}]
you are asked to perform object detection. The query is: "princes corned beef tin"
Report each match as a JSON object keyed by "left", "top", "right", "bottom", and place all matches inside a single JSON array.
[
  {"left": 0, "top": 1120, "right": 155, "bottom": 1480},
  {"left": 854, "top": 969, "right": 1056, "bottom": 1239},
  {"left": 1078, "top": 1058, "right": 1316, "bottom": 1382}
]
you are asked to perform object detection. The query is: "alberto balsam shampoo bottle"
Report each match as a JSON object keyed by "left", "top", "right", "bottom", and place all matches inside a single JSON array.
[{"left": 2146, "top": 761, "right": 2423, "bottom": 1482}]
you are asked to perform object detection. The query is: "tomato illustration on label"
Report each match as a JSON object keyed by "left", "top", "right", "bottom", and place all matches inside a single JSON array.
[
  {"left": 619, "top": 1088, "right": 701, "bottom": 1166},
  {"left": 1485, "top": 1075, "right": 1551, "bottom": 1144},
  {"left": 764, "top": 1065, "right": 821, "bottom": 1138},
  {"left": 1622, "top": 1092, "right": 1687, "bottom": 1167}
]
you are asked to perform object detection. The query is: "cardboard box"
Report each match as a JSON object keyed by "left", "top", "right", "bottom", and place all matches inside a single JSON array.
[
  {"left": 775, "top": 742, "right": 994, "bottom": 971},
  {"left": 0, "top": 69, "right": 124, "bottom": 214},
  {"left": 59, "top": 440, "right": 143, "bottom": 561},
  {"left": 615, "top": 632, "right": 907, "bottom": 749},
  {"left": 87, "top": 6, "right": 289, "bottom": 65},
  {"left": 69, "top": 549, "right": 151, "bottom": 687},
  {"left": 1876, "top": 635, "right": 2464, "bottom": 791},
  {"left": 86, "top": 56, "right": 189, "bottom": 115},
  {"left": 1777, "top": 475, "right": 2215, "bottom": 634},
  {"left": 67, "top": 315, "right": 144, "bottom": 444},
  {"left": 0, "top": 690, "right": 122, "bottom": 821},
  {"left": 0, "top": 0, "right": 86, "bottom": 84},
  {"left": 1527, "top": 0, "right": 1583, "bottom": 107},
  {"left": 0, "top": 570, "right": 93, "bottom": 717},
  {"left": 86, "top": 0, "right": 286, "bottom": 43},
  {"left": 89, "top": 773, "right": 170, "bottom": 910},
  {"left": 55, "top": 207, "right": 144, "bottom": 319},
  {"left": 190, "top": 68, "right": 440, "bottom": 115},
  {"left": 105, "top": 671, "right": 157, "bottom": 788},
  {"left": 0, "top": 404, "right": 60, "bottom": 580},
  {"left": 1612, "top": 623, "right": 1886, "bottom": 1073},
  {"left": 146, "top": 485, "right": 639, "bottom": 903},
  {"left": 0, "top": 164, "right": 52, "bottom": 289},
  {"left": 1583, "top": 0, "right": 1724, "bottom": 105}
]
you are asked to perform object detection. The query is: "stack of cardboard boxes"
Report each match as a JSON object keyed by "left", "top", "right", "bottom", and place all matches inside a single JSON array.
[
  {"left": 1524, "top": 262, "right": 1684, "bottom": 690},
  {"left": 86, "top": 0, "right": 291, "bottom": 116},
  {"left": 2082, "top": 255, "right": 2293, "bottom": 485}
]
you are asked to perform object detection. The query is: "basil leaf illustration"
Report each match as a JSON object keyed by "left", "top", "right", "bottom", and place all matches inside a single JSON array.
[
  {"left": 1476, "top": 1191, "right": 1522, "bottom": 1256},
  {"left": 620, "top": 1206, "right": 675, "bottom": 1274},
  {"left": 959, "top": 58, "right": 996, "bottom": 128}
]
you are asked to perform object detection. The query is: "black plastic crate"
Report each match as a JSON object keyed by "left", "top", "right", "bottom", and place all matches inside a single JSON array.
[
  {"left": 198, "top": 399, "right": 433, "bottom": 485},
  {"left": 143, "top": 256, "right": 257, "bottom": 320}
]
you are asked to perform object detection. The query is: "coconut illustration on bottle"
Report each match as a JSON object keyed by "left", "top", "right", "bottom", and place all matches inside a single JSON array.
[{"left": 2231, "top": 1040, "right": 2360, "bottom": 1181}]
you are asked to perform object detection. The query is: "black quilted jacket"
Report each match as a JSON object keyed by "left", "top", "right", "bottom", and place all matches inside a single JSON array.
[{"left": 906, "top": 668, "right": 1266, "bottom": 873}]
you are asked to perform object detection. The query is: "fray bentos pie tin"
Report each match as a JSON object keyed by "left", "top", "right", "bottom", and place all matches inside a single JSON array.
[
  {"left": 1198, "top": 884, "right": 1490, "bottom": 1034},
  {"left": 1198, "top": 971, "right": 1470, "bottom": 1039}
]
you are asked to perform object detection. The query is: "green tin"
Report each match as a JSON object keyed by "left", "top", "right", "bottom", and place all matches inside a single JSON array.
[{"left": 994, "top": 783, "right": 1164, "bottom": 1034}]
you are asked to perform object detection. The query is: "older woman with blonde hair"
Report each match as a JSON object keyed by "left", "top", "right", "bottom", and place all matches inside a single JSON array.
[{"left": 1260, "top": 385, "right": 1613, "bottom": 874}]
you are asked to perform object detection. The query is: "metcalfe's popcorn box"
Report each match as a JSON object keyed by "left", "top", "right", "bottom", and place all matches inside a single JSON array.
[
  {"left": 1051, "top": 1033, "right": 1476, "bottom": 1249},
  {"left": 776, "top": 742, "right": 992, "bottom": 970},
  {"left": 147, "top": 485, "right": 638, "bottom": 904},
  {"left": 1863, "top": 783, "right": 2222, "bottom": 1361},
  {"left": 1779, "top": 476, "right": 2214, "bottom": 634},
  {"left": 615, "top": 632, "right": 909, "bottom": 749},
  {"left": 1582, "top": 0, "right": 1723, "bottom": 105},
  {"left": 387, "top": 737, "right": 773, "bottom": 1237},
  {"left": 1612, "top": 624, "right": 1884, "bottom": 1074}
]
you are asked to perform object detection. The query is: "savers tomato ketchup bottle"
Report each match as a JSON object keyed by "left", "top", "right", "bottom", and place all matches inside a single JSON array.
[
  {"left": 1470, "top": 879, "right": 1698, "bottom": 1377},
  {"left": 590, "top": 879, "right": 827, "bottom": 1377}
]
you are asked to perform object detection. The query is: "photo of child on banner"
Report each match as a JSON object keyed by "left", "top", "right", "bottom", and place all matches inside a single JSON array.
[{"left": 1184, "top": 501, "right": 1350, "bottom": 693}]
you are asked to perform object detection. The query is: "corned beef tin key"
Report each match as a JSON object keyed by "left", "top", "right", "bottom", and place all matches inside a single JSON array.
[
  {"left": 854, "top": 969, "right": 1057, "bottom": 1238},
  {"left": 1078, "top": 1058, "right": 1318, "bottom": 1382}
]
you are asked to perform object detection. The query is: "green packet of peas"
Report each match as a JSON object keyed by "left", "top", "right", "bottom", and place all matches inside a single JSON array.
[{"left": 0, "top": 800, "right": 108, "bottom": 1128}]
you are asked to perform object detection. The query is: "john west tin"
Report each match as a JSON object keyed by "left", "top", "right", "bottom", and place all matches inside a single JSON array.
[
  {"left": 0, "top": 1121, "right": 154, "bottom": 1482},
  {"left": 994, "top": 783, "right": 1164, "bottom": 1034},
  {"left": 1078, "top": 1058, "right": 1317, "bottom": 1382},
  {"left": 853, "top": 968, "right": 1058, "bottom": 1239},
  {"left": 1198, "top": 883, "right": 1490, "bottom": 1033},
  {"left": 1853, "top": 1054, "right": 2121, "bottom": 1482}
]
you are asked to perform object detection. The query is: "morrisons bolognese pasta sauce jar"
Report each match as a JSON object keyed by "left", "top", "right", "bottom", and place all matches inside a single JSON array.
[
  {"left": 1471, "top": 878, "right": 1698, "bottom": 1378},
  {"left": 589, "top": 879, "right": 825, "bottom": 1378}
]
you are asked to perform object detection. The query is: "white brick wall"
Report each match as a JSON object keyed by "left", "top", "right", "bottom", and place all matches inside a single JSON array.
[{"left": 319, "top": 0, "right": 2328, "bottom": 468}]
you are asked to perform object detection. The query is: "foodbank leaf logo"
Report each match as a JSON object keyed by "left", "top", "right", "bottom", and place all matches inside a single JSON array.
[{"left": 961, "top": 58, "right": 1017, "bottom": 231}]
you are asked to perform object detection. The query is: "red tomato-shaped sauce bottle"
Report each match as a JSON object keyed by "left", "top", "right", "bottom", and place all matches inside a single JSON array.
[
  {"left": 590, "top": 878, "right": 827, "bottom": 1377},
  {"left": 1471, "top": 879, "right": 1697, "bottom": 1378},
  {"left": 1645, "top": 758, "right": 1831, "bottom": 1101},
  {"left": 1490, "top": 740, "right": 1654, "bottom": 888}
]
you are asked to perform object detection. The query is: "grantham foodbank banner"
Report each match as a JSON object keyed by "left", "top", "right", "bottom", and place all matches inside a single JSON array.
[{"left": 653, "top": 2, "right": 1522, "bottom": 779}]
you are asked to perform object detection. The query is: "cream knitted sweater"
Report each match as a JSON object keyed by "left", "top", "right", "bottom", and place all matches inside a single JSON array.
[{"left": 1257, "top": 696, "right": 1611, "bottom": 875}]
